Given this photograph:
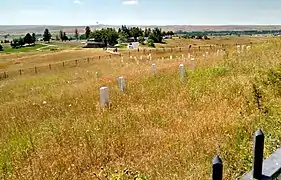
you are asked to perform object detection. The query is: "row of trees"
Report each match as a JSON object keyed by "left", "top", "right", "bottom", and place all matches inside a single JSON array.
[
  {"left": 78, "top": 25, "right": 174, "bottom": 47},
  {"left": 55, "top": 30, "right": 73, "bottom": 41},
  {"left": 11, "top": 33, "right": 37, "bottom": 48},
  {"left": 40, "top": 25, "right": 175, "bottom": 48}
]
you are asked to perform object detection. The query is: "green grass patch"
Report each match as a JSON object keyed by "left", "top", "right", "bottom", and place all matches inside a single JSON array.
[{"left": 0, "top": 44, "right": 46, "bottom": 53}]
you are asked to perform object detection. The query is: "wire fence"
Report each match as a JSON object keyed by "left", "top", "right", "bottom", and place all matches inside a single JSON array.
[{"left": 0, "top": 42, "right": 255, "bottom": 81}]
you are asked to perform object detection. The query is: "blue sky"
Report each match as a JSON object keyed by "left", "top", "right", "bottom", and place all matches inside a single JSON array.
[{"left": 1, "top": 0, "right": 281, "bottom": 25}]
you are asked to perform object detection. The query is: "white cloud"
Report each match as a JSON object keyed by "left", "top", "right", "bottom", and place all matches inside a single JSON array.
[
  {"left": 122, "top": 0, "right": 138, "bottom": 5},
  {"left": 73, "top": 0, "right": 81, "bottom": 4}
]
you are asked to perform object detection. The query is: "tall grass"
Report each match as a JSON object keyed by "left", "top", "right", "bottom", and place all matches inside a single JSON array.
[{"left": 0, "top": 38, "right": 281, "bottom": 179}]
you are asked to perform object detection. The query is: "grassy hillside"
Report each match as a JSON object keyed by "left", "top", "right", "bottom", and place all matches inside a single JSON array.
[{"left": 0, "top": 38, "right": 280, "bottom": 179}]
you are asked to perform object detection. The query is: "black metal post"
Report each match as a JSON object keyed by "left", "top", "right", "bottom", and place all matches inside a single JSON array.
[
  {"left": 212, "top": 155, "right": 223, "bottom": 180},
  {"left": 253, "top": 129, "right": 264, "bottom": 179}
]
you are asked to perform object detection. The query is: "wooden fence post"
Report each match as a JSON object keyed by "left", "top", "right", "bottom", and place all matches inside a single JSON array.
[
  {"left": 63, "top": 62, "right": 65, "bottom": 67},
  {"left": 19, "top": 69, "right": 22, "bottom": 75},
  {"left": 49, "top": 64, "right": 52, "bottom": 70},
  {"left": 4, "top": 72, "right": 7, "bottom": 79},
  {"left": 34, "top": 67, "right": 37, "bottom": 74},
  {"left": 253, "top": 129, "right": 264, "bottom": 179},
  {"left": 99, "top": 56, "right": 101, "bottom": 60},
  {"left": 75, "top": 60, "right": 78, "bottom": 66},
  {"left": 212, "top": 155, "right": 223, "bottom": 180},
  {"left": 87, "top": 58, "right": 89, "bottom": 63}
]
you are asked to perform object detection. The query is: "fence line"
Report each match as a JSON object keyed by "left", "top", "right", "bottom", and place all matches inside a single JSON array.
[
  {"left": 0, "top": 43, "right": 253, "bottom": 81},
  {"left": 212, "top": 129, "right": 281, "bottom": 180}
]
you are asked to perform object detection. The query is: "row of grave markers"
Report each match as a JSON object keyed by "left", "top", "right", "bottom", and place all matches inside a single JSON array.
[
  {"left": 99, "top": 61, "right": 193, "bottom": 108},
  {"left": 98, "top": 48, "right": 229, "bottom": 108},
  {"left": 126, "top": 49, "right": 226, "bottom": 62}
]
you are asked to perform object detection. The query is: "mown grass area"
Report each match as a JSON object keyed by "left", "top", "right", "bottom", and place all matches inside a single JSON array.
[
  {"left": 0, "top": 44, "right": 46, "bottom": 53},
  {"left": 0, "top": 38, "right": 280, "bottom": 179}
]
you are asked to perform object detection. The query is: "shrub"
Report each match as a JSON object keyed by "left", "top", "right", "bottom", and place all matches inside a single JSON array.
[
  {"left": 0, "top": 44, "right": 3, "bottom": 51},
  {"left": 147, "top": 39, "right": 155, "bottom": 48},
  {"left": 138, "top": 36, "right": 145, "bottom": 45}
]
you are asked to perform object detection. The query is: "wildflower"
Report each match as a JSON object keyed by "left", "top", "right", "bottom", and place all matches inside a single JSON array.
[{"left": 42, "top": 101, "right": 47, "bottom": 105}]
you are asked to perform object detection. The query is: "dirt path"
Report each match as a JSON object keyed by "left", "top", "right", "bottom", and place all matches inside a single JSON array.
[{"left": 36, "top": 43, "right": 56, "bottom": 51}]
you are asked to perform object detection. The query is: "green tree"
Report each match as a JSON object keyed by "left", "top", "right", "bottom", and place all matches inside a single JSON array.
[
  {"left": 74, "top": 28, "right": 79, "bottom": 40},
  {"left": 148, "top": 28, "right": 163, "bottom": 43},
  {"left": 130, "top": 27, "right": 143, "bottom": 41},
  {"left": 85, "top": 26, "right": 91, "bottom": 39},
  {"left": 31, "top": 33, "right": 36, "bottom": 43},
  {"left": 121, "top": 25, "right": 131, "bottom": 37},
  {"left": 118, "top": 28, "right": 121, "bottom": 34},
  {"left": 105, "top": 28, "right": 119, "bottom": 46},
  {"left": 90, "top": 28, "right": 119, "bottom": 46},
  {"left": 23, "top": 33, "right": 32, "bottom": 44},
  {"left": 63, "top": 32, "right": 68, "bottom": 41},
  {"left": 166, "top": 31, "right": 174, "bottom": 36},
  {"left": 147, "top": 39, "right": 155, "bottom": 48},
  {"left": 79, "top": 34, "right": 86, "bottom": 40},
  {"left": 18, "top": 37, "right": 24, "bottom": 46},
  {"left": 144, "top": 28, "right": 151, "bottom": 37},
  {"left": 0, "top": 44, "right": 3, "bottom": 51},
  {"left": 138, "top": 36, "right": 145, "bottom": 45},
  {"left": 43, "top": 28, "right": 52, "bottom": 42},
  {"left": 118, "top": 33, "right": 127, "bottom": 43},
  {"left": 59, "top": 30, "right": 64, "bottom": 42},
  {"left": 10, "top": 40, "right": 17, "bottom": 48}
]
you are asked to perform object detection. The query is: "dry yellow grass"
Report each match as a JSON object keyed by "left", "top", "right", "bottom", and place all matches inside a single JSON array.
[{"left": 0, "top": 37, "right": 280, "bottom": 179}]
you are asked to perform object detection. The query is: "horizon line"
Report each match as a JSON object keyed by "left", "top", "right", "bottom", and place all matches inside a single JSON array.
[{"left": 1, "top": 24, "right": 281, "bottom": 27}]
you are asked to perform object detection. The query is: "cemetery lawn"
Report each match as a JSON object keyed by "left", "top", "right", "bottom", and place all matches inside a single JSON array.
[
  {"left": 0, "top": 44, "right": 46, "bottom": 53},
  {"left": 0, "top": 37, "right": 280, "bottom": 179}
]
